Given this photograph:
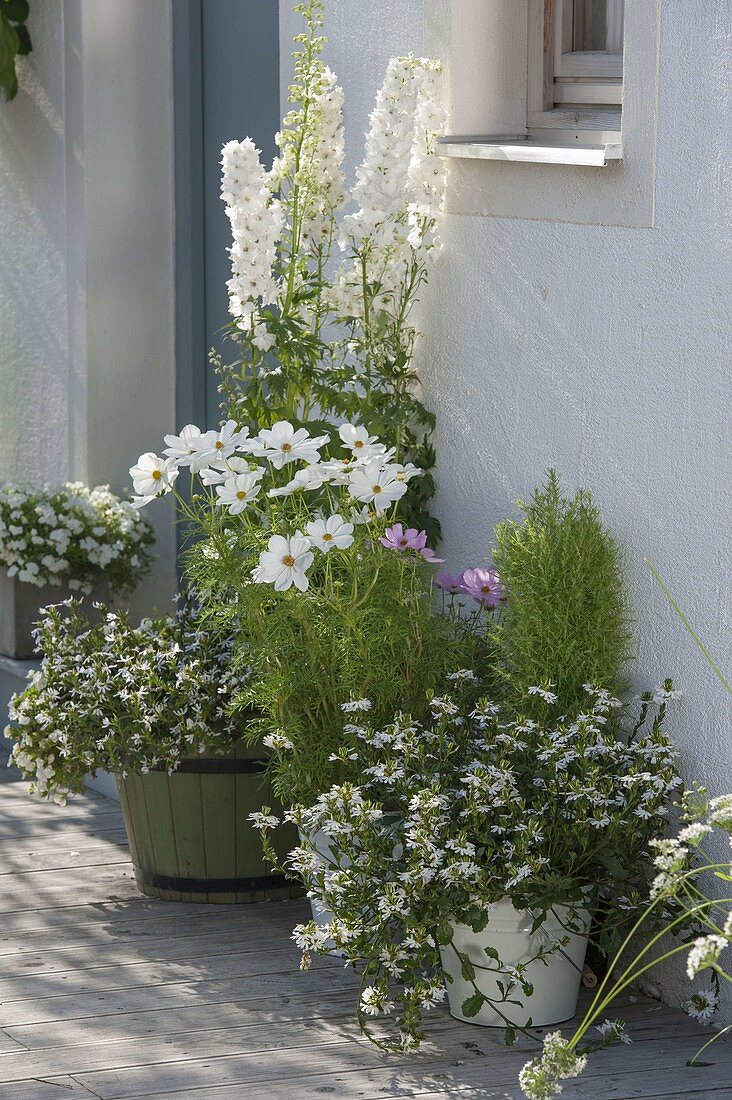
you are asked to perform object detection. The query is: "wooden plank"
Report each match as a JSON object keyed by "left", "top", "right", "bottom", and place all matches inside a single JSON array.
[
  {"left": 0, "top": 963, "right": 357, "bottom": 1027},
  {"left": 0, "top": 946, "right": 337, "bottom": 1005},
  {"left": 0, "top": 843, "right": 130, "bottom": 875},
  {"left": 0, "top": 1080, "right": 99, "bottom": 1100},
  {"left": 6, "top": 989, "right": 359, "bottom": 1050}
]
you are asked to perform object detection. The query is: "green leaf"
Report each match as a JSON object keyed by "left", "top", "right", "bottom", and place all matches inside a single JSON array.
[
  {"left": 15, "top": 22, "right": 30, "bottom": 54},
  {"left": 3, "top": 0, "right": 30, "bottom": 23},
  {"left": 483, "top": 945, "right": 499, "bottom": 961},
  {"left": 0, "top": 58, "right": 18, "bottom": 100},
  {"left": 460, "top": 957, "right": 476, "bottom": 982},
  {"left": 461, "top": 991, "right": 486, "bottom": 1018},
  {"left": 0, "top": 18, "right": 20, "bottom": 72},
  {"left": 505, "top": 1026, "right": 517, "bottom": 1046}
]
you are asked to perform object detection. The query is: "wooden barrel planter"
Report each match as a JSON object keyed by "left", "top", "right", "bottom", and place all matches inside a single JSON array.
[{"left": 116, "top": 741, "right": 300, "bottom": 904}]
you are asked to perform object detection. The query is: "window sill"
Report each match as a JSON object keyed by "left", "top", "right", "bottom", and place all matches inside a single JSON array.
[{"left": 438, "top": 134, "right": 622, "bottom": 167}]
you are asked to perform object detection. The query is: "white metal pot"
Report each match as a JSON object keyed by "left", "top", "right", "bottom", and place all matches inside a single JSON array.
[{"left": 440, "top": 898, "right": 590, "bottom": 1028}]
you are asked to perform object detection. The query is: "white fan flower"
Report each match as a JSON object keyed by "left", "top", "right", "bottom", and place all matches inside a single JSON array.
[
  {"left": 306, "top": 515, "right": 354, "bottom": 554},
  {"left": 254, "top": 534, "right": 314, "bottom": 592},
  {"left": 215, "top": 473, "right": 262, "bottom": 515}
]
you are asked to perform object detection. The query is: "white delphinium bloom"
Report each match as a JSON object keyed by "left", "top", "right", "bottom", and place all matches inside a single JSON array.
[
  {"left": 334, "top": 55, "right": 447, "bottom": 322},
  {"left": 220, "top": 139, "right": 283, "bottom": 319},
  {"left": 684, "top": 987, "right": 719, "bottom": 1025},
  {"left": 305, "top": 515, "right": 354, "bottom": 553},
  {"left": 686, "top": 934, "right": 728, "bottom": 978},
  {"left": 348, "top": 461, "right": 408, "bottom": 512},
  {"left": 129, "top": 454, "right": 178, "bottom": 502},
  {"left": 255, "top": 421, "right": 330, "bottom": 469},
  {"left": 271, "top": 65, "right": 346, "bottom": 253},
  {"left": 254, "top": 534, "right": 314, "bottom": 592},
  {"left": 215, "top": 472, "right": 262, "bottom": 515},
  {"left": 163, "top": 425, "right": 205, "bottom": 469}
]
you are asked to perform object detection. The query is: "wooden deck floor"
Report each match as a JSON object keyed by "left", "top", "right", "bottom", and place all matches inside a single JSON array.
[{"left": 0, "top": 759, "right": 729, "bottom": 1099}]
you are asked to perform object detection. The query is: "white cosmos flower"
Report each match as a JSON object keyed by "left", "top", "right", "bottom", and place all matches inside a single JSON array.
[
  {"left": 215, "top": 473, "right": 262, "bottom": 515},
  {"left": 163, "top": 425, "right": 205, "bottom": 469},
  {"left": 306, "top": 515, "right": 354, "bottom": 553},
  {"left": 254, "top": 421, "right": 330, "bottom": 469},
  {"left": 129, "top": 454, "right": 179, "bottom": 501},
  {"left": 393, "top": 462, "right": 421, "bottom": 482},
  {"left": 192, "top": 420, "right": 251, "bottom": 465},
  {"left": 254, "top": 534, "right": 314, "bottom": 592},
  {"left": 268, "top": 465, "right": 332, "bottom": 498},
  {"left": 348, "top": 461, "right": 408, "bottom": 513},
  {"left": 338, "top": 423, "right": 386, "bottom": 458}
]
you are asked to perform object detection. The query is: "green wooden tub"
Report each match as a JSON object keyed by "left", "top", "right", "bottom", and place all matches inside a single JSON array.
[{"left": 116, "top": 741, "right": 300, "bottom": 904}]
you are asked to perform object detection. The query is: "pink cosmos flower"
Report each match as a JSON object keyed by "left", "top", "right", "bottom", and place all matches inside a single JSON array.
[
  {"left": 435, "top": 571, "right": 464, "bottom": 594},
  {"left": 460, "top": 567, "right": 504, "bottom": 608},
  {"left": 420, "top": 547, "right": 445, "bottom": 564},
  {"left": 380, "top": 524, "right": 428, "bottom": 552}
]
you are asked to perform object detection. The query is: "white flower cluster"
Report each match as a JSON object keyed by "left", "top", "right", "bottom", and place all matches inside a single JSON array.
[
  {"left": 130, "top": 419, "right": 420, "bottom": 593},
  {"left": 5, "top": 600, "right": 248, "bottom": 803},
  {"left": 334, "top": 55, "right": 448, "bottom": 322},
  {"left": 220, "top": 139, "right": 283, "bottom": 321},
  {"left": 0, "top": 482, "right": 153, "bottom": 593},
  {"left": 519, "top": 1032, "right": 588, "bottom": 1100},
  {"left": 271, "top": 64, "right": 346, "bottom": 251}
]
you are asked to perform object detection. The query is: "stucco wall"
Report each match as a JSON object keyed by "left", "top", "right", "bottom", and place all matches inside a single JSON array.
[
  {"left": 281, "top": 0, "right": 732, "bottom": 1019},
  {"left": 0, "top": 0, "right": 177, "bottom": 615}
]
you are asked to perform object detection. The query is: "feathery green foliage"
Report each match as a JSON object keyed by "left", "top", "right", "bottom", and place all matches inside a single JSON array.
[{"left": 493, "top": 470, "right": 632, "bottom": 716}]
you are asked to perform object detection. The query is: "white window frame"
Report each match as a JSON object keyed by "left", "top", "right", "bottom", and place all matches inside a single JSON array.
[{"left": 528, "top": 0, "right": 623, "bottom": 137}]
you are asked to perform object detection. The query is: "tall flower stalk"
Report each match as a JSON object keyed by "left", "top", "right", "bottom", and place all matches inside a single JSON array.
[{"left": 215, "top": 2, "right": 448, "bottom": 538}]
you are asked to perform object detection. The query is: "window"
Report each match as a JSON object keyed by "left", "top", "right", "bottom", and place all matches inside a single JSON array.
[
  {"left": 438, "top": 0, "right": 625, "bottom": 166},
  {"left": 529, "top": 0, "right": 624, "bottom": 131}
]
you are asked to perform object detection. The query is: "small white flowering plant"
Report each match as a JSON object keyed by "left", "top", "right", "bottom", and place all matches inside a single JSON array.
[
  {"left": 130, "top": 418, "right": 490, "bottom": 807},
  {"left": 0, "top": 481, "right": 154, "bottom": 593},
  {"left": 518, "top": 789, "right": 732, "bottom": 1099},
  {"left": 5, "top": 598, "right": 249, "bottom": 804},
  {"left": 518, "top": 566, "right": 732, "bottom": 1098},
  {"left": 214, "top": 0, "right": 448, "bottom": 538},
  {"left": 251, "top": 679, "right": 681, "bottom": 1051}
]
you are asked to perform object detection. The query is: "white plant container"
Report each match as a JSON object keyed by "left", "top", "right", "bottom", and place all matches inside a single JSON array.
[
  {"left": 440, "top": 898, "right": 590, "bottom": 1028},
  {"left": 299, "top": 827, "right": 346, "bottom": 945}
]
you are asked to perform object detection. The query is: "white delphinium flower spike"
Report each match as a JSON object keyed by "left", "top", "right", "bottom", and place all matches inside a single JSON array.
[{"left": 220, "top": 139, "right": 283, "bottom": 320}]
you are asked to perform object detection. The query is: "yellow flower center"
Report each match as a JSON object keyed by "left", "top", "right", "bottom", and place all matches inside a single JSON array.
[
  {"left": 215, "top": 440, "right": 225, "bottom": 450},
  {"left": 323, "top": 533, "right": 334, "bottom": 541},
  {"left": 354, "top": 440, "right": 364, "bottom": 448},
  {"left": 372, "top": 484, "right": 382, "bottom": 493},
  {"left": 236, "top": 491, "right": 248, "bottom": 500},
  {"left": 281, "top": 443, "right": 293, "bottom": 453},
  {"left": 481, "top": 584, "right": 492, "bottom": 593},
  {"left": 283, "top": 554, "right": 296, "bottom": 567},
  {"left": 152, "top": 470, "right": 162, "bottom": 481}
]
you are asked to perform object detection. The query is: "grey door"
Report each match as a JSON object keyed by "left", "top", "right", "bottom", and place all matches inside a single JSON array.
[{"left": 174, "top": 0, "right": 280, "bottom": 430}]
